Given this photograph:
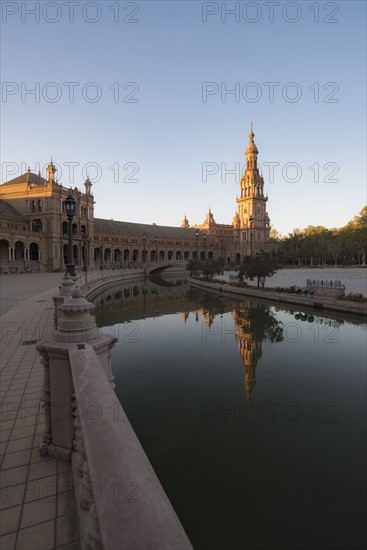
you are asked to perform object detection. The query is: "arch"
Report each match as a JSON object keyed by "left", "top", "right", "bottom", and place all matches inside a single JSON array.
[
  {"left": 167, "top": 251, "right": 173, "bottom": 260},
  {"left": 14, "top": 241, "right": 25, "bottom": 260},
  {"left": 124, "top": 288, "right": 130, "bottom": 298},
  {"left": 104, "top": 248, "right": 111, "bottom": 262},
  {"left": 114, "top": 249, "right": 121, "bottom": 262},
  {"left": 184, "top": 251, "right": 190, "bottom": 260},
  {"left": 81, "top": 224, "right": 87, "bottom": 236},
  {"left": 62, "top": 221, "right": 67, "bottom": 236},
  {"left": 176, "top": 251, "right": 182, "bottom": 260},
  {"left": 63, "top": 244, "right": 68, "bottom": 265},
  {"left": 72, "top": 223, "right": 78, "bottom": 236},
  {"left": 30, "top": 242, "right": 39, "bottom": 261},
  {"left": 132, "top": 249, "right": 139, "bottom": 262},
  {"left": 208, "top": 251, "right": 214, "bottom": 260},
  {"left": 94, "top": 248, "right": 102, "bottom": 263},
  {"left": 73, "top": 244, "right": 79, "bottom": 264},
  {"left": 0, "top": 239, "right": 10, "bottom": 261},
  {"left": 124, "top": 249, "right": 130, "bottom": 261},
  {"left": 200, "top": 251, "right": 205, "bottom": 261},
  {"left": 235, "top": 252, "right": 241, "bottom": 265},
  {"left": 150, "top": 250, "right": 157, "bottom": 262},
  {"left": 32, "top": 219, "right": 42, "bottom": 233},
  {"left": 192, "top": 251, "right": 198, "bottom": 259},
  {"left": 132, "top": 286, "right": 139, "bottom": 297},
  {"left": 159, "top": 250, "right": 165, "bottom": 261}
]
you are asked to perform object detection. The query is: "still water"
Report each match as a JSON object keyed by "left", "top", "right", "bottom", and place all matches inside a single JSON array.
[{"left": 92, "top": 275, "right": 366, "bottom": 550}]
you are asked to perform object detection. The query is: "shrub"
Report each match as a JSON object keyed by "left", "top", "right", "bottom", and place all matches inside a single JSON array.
[{"left": 338, "top": 292, "right": 367, "bottom": 303}]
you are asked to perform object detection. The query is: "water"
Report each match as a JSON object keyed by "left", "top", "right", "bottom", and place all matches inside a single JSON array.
[{"left": 93, "top": 276, "right": 366, "bottom": 550}]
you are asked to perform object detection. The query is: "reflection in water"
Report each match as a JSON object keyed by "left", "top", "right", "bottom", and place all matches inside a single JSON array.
[
  {"left": 93, "top": 277, "right": 285, "bottom": 399},
  {"left": 233, "top": 304, "right": 283, "bottom": 401},
  {"left": 92, "top": 276, "right": 366, "bottom": 550}
]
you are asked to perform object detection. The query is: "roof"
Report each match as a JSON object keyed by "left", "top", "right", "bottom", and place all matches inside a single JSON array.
[
  {"left": 94, "top": 218, "right": 200, "bottom": 239},
  {"left": 1, "top": 171, "right": 46, "bottom": 186},
  {"left": 0, "top": 200, "right": 26, "bottom": 220}
]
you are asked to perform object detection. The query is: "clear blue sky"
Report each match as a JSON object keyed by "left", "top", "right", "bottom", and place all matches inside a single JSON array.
[{"left": 1, "top": 1, "right": 366, "bottom": 235}]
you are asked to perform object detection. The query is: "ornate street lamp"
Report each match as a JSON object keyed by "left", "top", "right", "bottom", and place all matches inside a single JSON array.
[
  {"left": 195, "top": 229, "right": 199, "bottom": 258},
  {"left": 65, "top": 192, "right": 76, "bottom": 276},
  {"left": 203, "top": 233, "right": 207, "bottom": 261},
  {"left": 143, "top": 232, "right": 146, "bottom": 264},
  {"left": 155, "top": 235, "right": 158, "bottom": 262}
]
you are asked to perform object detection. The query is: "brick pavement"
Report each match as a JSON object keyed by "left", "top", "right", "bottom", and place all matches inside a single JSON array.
[{"left": 0, "top": 274, "right": 81, "bottom": 550}]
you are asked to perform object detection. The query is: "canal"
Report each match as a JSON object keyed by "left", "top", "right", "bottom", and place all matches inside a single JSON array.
[{"left": 92, "top": 275, "right": 366, "bottom": 550}]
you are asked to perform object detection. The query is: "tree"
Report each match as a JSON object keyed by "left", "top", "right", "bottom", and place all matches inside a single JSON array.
[{"left": 239, "top": 252, "right": 281, "bottom": 289}]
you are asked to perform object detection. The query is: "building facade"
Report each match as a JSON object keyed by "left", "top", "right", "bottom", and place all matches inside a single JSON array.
[{"left": 0, "top": 126, "right": 271, "bottom": 273}]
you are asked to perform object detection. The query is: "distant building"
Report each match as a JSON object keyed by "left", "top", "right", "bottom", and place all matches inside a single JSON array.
[{"left": 0, "top": 126, "right": 272, "bottom": 272}]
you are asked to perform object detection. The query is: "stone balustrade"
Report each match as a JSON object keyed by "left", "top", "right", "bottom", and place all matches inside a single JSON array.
[
  {"left": 37, "top": 277, "right": 192, "bottom": 549},
  {"left": 69, "top": 345, "right": 192, "bottom": 550}
]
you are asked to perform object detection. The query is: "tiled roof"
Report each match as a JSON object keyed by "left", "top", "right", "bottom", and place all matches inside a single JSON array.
[
  {"left": 94, "top": 218, "right": 199, "bottom": 239},
  {"left": 0, "top": 200, "right": 26, "bottom": 220},
  {"left": 1, "top": 171, "right": 46, "bottom": 186}
]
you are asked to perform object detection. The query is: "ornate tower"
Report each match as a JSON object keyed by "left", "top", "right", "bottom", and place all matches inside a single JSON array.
[
  {"left": 84, "top": 176, "right": 92, "bottom": 196},
  {"left": 235, "top": 124, "right": 270, "bottom": 256},
  {"left": 46, "top": 159, "right": 57, "bottom": 185},
  {"left": 181, "top": 214, "right": 189, "bottom": 228}
]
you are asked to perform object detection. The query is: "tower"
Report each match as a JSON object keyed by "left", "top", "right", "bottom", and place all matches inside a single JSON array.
[
  {"left": 235, "top": 124, "right": 270, "bottom": 256},
  {"left": 181, "top": 214, "right": 189, "bottom": 228},
  {"left": 46, "top": 159, "right": 57, "bottom": 184},
  {"left": 84, "top": 176, "right": 92, "bottom": 196}
]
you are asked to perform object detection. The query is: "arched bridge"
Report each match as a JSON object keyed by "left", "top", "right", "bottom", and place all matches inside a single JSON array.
[{"left": 144, "top": 260, "right": 189, "bottom": 275}]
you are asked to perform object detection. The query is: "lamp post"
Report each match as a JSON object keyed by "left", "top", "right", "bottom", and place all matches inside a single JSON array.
[
  {"left": 143, "top": 232, "right": 146, "bottom": 264},
  {"left": 203, "top": 233, "right": 206, "bottom": 261},
  {"left": 155, "top": 235, "right": 158, "bottom": 262},
  {"left": 195, "top": 229, "right": 199, "bottom": 259},
  {"left": 65, "top": 193, "right": 76, "bottom": 276},
  {"left": 249, "top": 216, "right": 254, "bottom": 257}
]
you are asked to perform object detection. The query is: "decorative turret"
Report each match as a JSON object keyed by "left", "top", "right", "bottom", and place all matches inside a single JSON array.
[
  {"left": 46, "top": 158, "right": 57, "bottom": 184},
  {"left": 181, "top": 214, "right": 189, "bottom": 228},
  {"left": 232, "top": 211, "right": 240, "bottom": 229},
  {"left": 84, "top": 176, "right": 92, "bottom": 195},
  {"left": 204, "top": 207, "right": 215, "bottom": 227}
]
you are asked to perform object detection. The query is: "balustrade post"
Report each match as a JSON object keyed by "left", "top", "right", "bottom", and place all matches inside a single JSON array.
[
  {"left": 53, "top": 274, "right": 76, "bottom": 330},
  {"left": 39, "top": 348, "right": 52, "bottom": 456}
]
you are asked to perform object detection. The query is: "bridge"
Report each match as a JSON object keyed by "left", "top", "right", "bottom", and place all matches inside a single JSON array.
[{"left": 144, "top": 259, "right": 188, "bottom": 275}]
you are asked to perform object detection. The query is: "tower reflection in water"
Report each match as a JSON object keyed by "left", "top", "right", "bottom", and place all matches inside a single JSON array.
[
  {"left": 192, "top": 300, "right": 284, "bottom": 401},
  {"left": 93, "top": 277, "right": 286, "bottom": 401}
]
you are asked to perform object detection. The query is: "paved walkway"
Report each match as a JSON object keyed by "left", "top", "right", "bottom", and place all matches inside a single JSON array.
[{"left": 0, "top": 274, "right": 81, "bottom": 550}]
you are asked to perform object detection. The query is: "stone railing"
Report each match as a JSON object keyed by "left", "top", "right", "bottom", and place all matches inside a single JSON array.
[
  {"left": 37, "top": 278, "right": 192, "bottom": 549},
  {"left": 70, "top": 344, "right": 192, "bottom": 550}
]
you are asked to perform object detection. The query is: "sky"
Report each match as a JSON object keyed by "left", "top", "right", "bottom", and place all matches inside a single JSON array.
[{"left": 1, "top": 0, "right": 366, "bottom": 236}]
